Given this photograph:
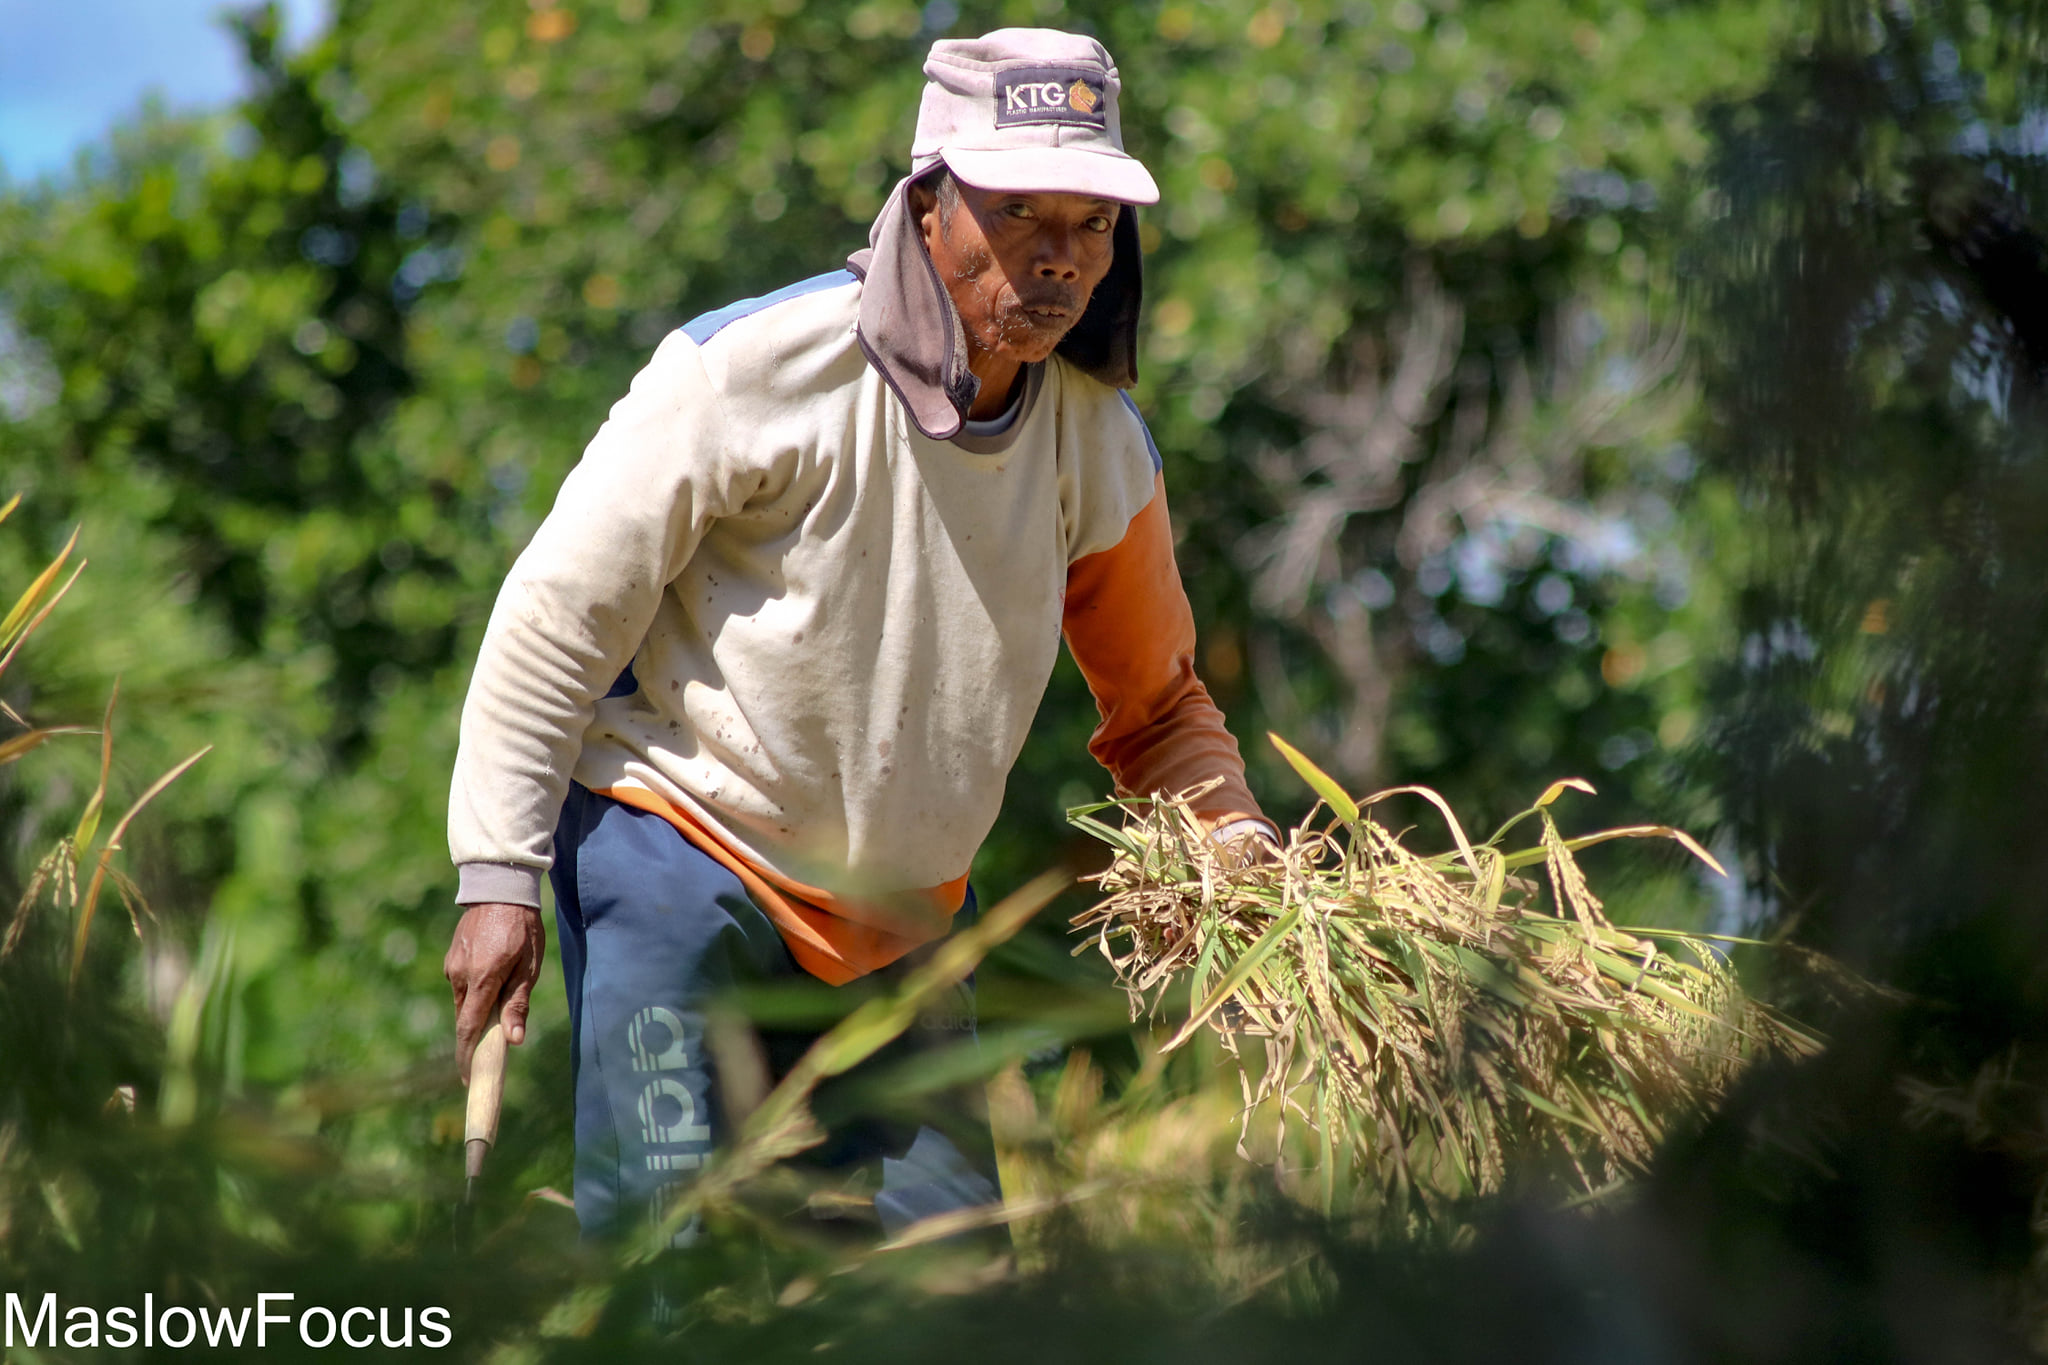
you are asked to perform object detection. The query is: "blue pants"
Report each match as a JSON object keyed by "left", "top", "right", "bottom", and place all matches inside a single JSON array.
[{"left": 548, "top": 783, "right": 1002, "bottom": 1244}]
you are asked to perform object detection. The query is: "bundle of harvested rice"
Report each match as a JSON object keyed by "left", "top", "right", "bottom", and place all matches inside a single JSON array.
[{"left": 1070, "top": 735, "right": 1819, "bottom": 1221}]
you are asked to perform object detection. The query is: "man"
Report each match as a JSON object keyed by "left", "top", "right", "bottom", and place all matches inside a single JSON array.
[{"left": 442, "top": 28, "right": 1272, "bottom": 1246}]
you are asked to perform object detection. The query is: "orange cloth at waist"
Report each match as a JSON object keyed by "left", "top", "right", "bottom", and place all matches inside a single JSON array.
[{"left": 592, "top": 785, "right": 965, "bottom": 986}]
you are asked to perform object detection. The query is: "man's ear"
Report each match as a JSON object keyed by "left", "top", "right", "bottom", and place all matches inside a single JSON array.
[{"left": 908, "top": 180, "right": 941, "bottom": 246}]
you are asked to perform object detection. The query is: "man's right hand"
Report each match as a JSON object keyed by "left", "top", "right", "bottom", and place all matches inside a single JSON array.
[{"left": 443, "top": 902, "right": 546, "bottom": 1083}]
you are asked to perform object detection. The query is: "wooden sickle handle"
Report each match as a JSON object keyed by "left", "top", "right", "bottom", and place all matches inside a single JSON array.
[{"left": 464, "top": 1012, "right": 508, "bottom": 1182}]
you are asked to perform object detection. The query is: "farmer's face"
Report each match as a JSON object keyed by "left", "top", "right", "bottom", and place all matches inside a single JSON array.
[{"left": 915, "top": 179, "right": 1120, "bottom": 366}]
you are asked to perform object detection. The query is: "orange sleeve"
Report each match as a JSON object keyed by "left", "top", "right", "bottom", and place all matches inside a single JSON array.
[{"left": 1062, "top": 473, "right": 1266, "bottom": 826}]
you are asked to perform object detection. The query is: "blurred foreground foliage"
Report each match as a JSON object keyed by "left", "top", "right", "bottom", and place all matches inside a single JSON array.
[{"left": 3, "top": 0, "right": 2048, "bottom": 1357}]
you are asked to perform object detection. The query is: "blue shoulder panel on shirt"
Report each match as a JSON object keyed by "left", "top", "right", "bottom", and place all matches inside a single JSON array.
[
  {"left": 680, "top": 270, "right": 856, "bottom": 345},
  {"left": 1117, "top": 392, "right": 1165, "bottom": 474}
]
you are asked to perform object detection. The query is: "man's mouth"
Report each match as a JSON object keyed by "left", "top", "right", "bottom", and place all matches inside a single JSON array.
[{"left": 1013, "top": 299, "right": 1077, "bottom": 330}]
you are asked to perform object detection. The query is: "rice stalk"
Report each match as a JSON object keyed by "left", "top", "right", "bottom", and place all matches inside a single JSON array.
[
  {"left": 1070, "top": 735, "right": 1820, "bottom": 1228},
  {"left": 0, "top": 507, "right": 208, "bottom": 973}
]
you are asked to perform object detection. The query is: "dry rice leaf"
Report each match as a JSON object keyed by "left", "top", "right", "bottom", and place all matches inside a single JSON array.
[{"left": 1070, "top": 757, "right": 1821, "bottom": 1228}]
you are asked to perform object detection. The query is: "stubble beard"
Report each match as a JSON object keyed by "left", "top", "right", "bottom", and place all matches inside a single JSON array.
[{"left": 945, "top": 245, "right": 1087, "bottom": 365}]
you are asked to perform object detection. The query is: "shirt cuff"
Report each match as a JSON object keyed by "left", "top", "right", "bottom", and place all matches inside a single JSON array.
[
  {"left": 457, "top": 862, "right": 544, "bottom": 909},
  {"left": 1208, "top": 816, "right": 1280, "bottom": 847}
]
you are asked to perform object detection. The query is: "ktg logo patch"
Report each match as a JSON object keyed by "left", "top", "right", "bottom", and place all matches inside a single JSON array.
[{"left": 994, "top": 67, "right": 1109, "bottom": 128}]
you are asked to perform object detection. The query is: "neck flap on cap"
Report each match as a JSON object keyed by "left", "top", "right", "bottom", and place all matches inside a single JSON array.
[{"left": 847, "top": 172, "right": 1144, "bottom": 442}]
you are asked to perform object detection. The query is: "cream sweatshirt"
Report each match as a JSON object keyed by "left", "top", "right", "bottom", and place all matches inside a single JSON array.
[{"left": 450, "top": 267, "right": 1262, "bottom": 981}]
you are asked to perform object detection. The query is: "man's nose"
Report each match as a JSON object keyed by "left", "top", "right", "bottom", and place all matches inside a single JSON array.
[{"left": 1033, "top": 227, "right": 1081, "bottom": 281}]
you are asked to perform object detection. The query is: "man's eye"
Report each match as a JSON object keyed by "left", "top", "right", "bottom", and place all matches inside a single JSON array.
[
  {"left": 1086, "top": 215, "right": 1112, "bottom": 232},
  {"left": 1005, "top": 202, "right": 1035, "bottom": 219}
]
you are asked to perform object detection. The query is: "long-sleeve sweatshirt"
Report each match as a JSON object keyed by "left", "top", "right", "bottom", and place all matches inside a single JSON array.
[{"left": 451, "top": 191, "right": 1263, "bottom": 985}]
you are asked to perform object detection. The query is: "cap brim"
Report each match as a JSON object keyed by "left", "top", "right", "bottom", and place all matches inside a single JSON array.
[{"left": 942, "top": 146, "right": 1160, "bottom": 206}]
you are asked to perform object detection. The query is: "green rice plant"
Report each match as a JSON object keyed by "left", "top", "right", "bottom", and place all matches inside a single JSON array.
[
  {"left": 0, "top": 495, "right": 210, "bottom": 983},
  {"left": 1070, "top": 735, "right": 1821, "bottom": 1227}
]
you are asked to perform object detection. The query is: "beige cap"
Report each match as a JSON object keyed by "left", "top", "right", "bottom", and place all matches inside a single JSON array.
[{"left": 911, "top": 28, "right": 1160, "bottom": 206}]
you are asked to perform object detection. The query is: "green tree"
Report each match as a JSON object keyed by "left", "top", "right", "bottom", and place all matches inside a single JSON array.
[
  {"left": 331, "top": 0, "right": 1790, "bottom": 896},
  {"left": 0, "top": 10, "right": 480, "bottom": 1104}
]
